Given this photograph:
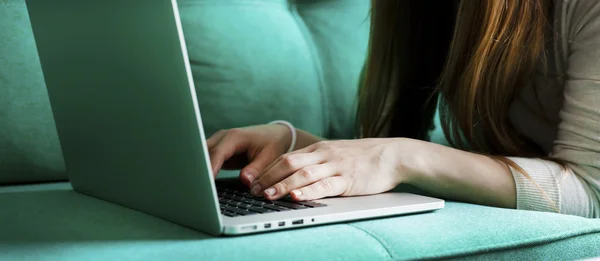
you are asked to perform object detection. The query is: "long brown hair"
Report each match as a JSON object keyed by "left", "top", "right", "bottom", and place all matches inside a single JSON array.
[
  {"left": 358, "top": 0, "right": 558, "bottom": 210},
  {"left": 358, "top": 0, "right": 548, "bottom": 157}
]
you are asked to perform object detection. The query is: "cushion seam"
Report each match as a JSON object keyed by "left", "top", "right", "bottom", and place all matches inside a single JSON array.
[
  {"left": 411, "top": 227, "right": 600, "bottom": 260},
  {"left": 347, "top": 223, "right": 395, "bottom": 261},
  {"left": 288, "top": 3, "right": 331, "bottom": 137}
]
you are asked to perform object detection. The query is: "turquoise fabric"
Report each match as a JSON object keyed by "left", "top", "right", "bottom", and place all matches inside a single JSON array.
[
  {"left": 294, "top": 0, "right": 370, "bottom": 138},
  {"left": 3, "top": 0, "right": 600, "bottom": 260},
  {"left": 429, "top": 105, "right": 450, "bottom": 146},
  {"left": 0, "top": 1, "right": 65, "bottom": 184},
  {"left": 0, "top": 183, "right": 390, "bottom": 261},
  {"left": 351, "top": 201, "right": 600, "bottom": 260},
  {"left": 179, "top": 0, "right": 369, "bottom": 139},
  {"left": 0, "top": 0, "right": 369, "bottom": 184},
  {"left": 2, "top": 183, "right": 600, "bottom": 261},
  {"left": 447, "top": 234, "right": 600, "bottom": 261}
]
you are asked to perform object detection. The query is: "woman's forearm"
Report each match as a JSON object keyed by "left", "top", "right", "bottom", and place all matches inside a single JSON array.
[{"left": 400, "top": 139, "right": 517, "bottom": 209}]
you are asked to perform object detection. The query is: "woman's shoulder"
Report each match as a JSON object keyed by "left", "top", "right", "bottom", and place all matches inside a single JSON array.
[
  {"left": 559, "top": 0, "right": 600, "bottom": 38},
  {"left": 551, "top": 0, "right": 600, "bottom": 72}
]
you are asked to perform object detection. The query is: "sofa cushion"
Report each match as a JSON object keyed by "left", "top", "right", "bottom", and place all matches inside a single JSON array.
[
  {"left": 294, "top": 0, "right": 370, "bottom": 139},
  {"left": 180, "top": 0, "right": 323, "bottom": 138},
  {"left": 0, "top": 1, "right": 65, "bottom": 184},
  {"left": 0, "top": 0, "right": 370, "bottom": 184},
  {"left": 351, "top": 201, "right": 600, "bottom": 260},
  {"left": 0, "top": 183, "right": 389, "bottom": 261},
  {"left": 2, "top": 183, "right": 600, "bottom": 261},
  {"left": 179, "top": 0, "right": 369, "bottom": 138},
  {"left": 430, "top": 102, "right": 451, "bottom": 146}
]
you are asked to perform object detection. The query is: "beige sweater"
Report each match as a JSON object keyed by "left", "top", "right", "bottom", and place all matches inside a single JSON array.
[{"left": 508, "top": 0, "right": 600, "bottom": 217}]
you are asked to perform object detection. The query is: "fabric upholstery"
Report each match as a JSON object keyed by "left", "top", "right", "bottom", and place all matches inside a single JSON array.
[
  {"left": 0, "top": 183, "right": 390, "bottom": 261},
  {"left": 2, "top": 183, "right": 600, "bottom": 261},
  {"left": 179, "top": 0, "right": 369, "bottom": 138},
  {"left": 294, "top": 0, "right": 370, "bottom": 139},
  {"left": 0, "top": 0, "right": 65, "bottom": 184},
  {"left": 3, "top": 1, "right": 600, "bottom": 260},
  {"left": 0, "top": 0, "right": 370, "bottom": 183}
]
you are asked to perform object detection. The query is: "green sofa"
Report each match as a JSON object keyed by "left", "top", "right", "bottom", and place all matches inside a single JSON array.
[{"left": 2, "top": 0, "right": 600, "bottom": 260}]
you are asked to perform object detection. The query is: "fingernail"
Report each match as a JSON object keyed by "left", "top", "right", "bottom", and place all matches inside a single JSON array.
[
  {"left": 245, "top": 173, "right": 254, "bottom": 183},
  {"left": 264, "top": 187, "right": 276, "bottom": 196},
  {"left": 292, "top": 190, "right": 302, "bottom": 198},
  {"left": 251, "top": 184, "right": 262, "bottom": 195}
]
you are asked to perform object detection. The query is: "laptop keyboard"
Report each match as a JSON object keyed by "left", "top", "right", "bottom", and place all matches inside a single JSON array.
[{"left": 216, "top": 185, "right": 327, "bottom": 217}]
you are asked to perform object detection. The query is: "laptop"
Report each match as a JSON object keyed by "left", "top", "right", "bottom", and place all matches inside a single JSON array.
[{"left": 25, "top": 0, "right": 444, "bottom": 236}]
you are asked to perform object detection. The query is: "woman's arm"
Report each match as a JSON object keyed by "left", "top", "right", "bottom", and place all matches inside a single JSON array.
[
  {"left": 401, "top": 139, "right": 517, "bottom": 209},
  {"left": 408, "top": 1, "right": 600, "bottom": 217}
]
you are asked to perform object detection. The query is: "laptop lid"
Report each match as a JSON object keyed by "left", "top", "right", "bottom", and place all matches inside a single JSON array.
[{"left": 26, "top": 0, "right": 223, "bottom": 235}]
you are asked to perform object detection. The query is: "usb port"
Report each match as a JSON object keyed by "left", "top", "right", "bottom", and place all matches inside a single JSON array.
[
  {"left": 241, "top": 225, "right": 257, "bottom": 231},
  {"left": 278, "top": 221, "right": 285, "bottom": 227},
  {"left": 264, "top": 223, "right": 271, "bottom": 229},
  {"left": 292, "top": 219, "right": 304, "bottom": 225}
]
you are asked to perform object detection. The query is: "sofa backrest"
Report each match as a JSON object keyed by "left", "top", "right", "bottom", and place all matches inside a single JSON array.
[
  {"left": 0, "top": 0, "right": 371, "bottom": 184},
  {"left": 0, "top": 1, "right": 66, "bottom": 184}
]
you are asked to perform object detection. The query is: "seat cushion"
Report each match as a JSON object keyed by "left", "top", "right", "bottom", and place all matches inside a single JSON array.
[
  {"left": 2, "top": 183, "right": 600, "bottom": 261},
  {"left": 351, "top": 200, "right": 600, "bottom": 260},
  {"left": 0, "top": 183, "right": 389, "bottom": 261},
  {"left": 0, "top": 0, "right": 370, "bottom": 184}
]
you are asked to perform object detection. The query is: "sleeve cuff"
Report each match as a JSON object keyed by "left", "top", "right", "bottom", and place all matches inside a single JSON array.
[{"left": 507, "top": 157, "right": 562, "bottom": 213}]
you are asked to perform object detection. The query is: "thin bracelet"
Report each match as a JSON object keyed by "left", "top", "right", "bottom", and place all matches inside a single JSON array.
[{"left": 269, "top": 120, "right": 297, "bottom": 153}]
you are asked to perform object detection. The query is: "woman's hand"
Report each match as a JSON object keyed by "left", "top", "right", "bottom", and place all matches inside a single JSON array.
[
  {"left": 250, "top": 138, "right": 418, "bottom": 201},
  {"left": 207, "top": 124, "right": 322, "bottom": 186},
  {"left": 210, "top": 126, "right": 519, "bottom": 209}
]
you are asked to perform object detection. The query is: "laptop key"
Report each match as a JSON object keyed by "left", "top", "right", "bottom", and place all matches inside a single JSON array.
[
  {"left": 280, "top": 197, "right": 296, "bottom": 202},
  {"left": 222, "top": 211, "right": 237, "bottom": 217},
  {"left": 274, "top": 201, "right": 308, "bottom": 209},
  {"left": 249, "top": 195, "right": 266, "bottom": 200},
  {"left": 228, "top": 200, "right": 244, "bottom": 206},
  {"left": 223, "top": 205, "right": 237, "bottom": 211},
  {"left": 238, "top": 192, "right": 254, "bottom": 197},
  {"left": 263, "top": 204, "right": 291, "bottom": 212},
  {"left": 234, "top": 208, "right": 255, "bottom": 216},
  {"left": 241, "top": 198, "right": 255, "bottom": 204},
  {"left": 249, "top": 200, "right": 266, "bottom": 206},
  {"left": 239, "top": 204, "right": 254, "bottom": 209},
  {"left": 248, "top": 207, "right": 274, "bottom": 214},
  {"left": 232, "top": 190, "right": 250, "bottom": 196},
  {"left": 239, "top": 207, "right": 260, "bottom": 215},
  {"left": 224, "top": 206, "right": 249, "bottom": 215},
  {"left": 231, "top": 195, "right": 244, "bottom": 201},
  {"left": 299, "top": 201, "right": 326, "bottom": 208}
]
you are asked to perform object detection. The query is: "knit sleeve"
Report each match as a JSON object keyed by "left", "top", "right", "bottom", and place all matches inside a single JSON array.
[{"left": 509, "top": 1, "right": 600, "bottom": 218}]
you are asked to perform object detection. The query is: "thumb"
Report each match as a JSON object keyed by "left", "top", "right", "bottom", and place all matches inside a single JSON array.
[{"left": 240, "top": 146, "right": 279, "bottom": 186}]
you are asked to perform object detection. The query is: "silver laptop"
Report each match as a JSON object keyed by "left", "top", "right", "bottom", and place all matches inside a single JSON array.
[{"left": 25, "top": 0, "right": 444, "bottom": 236}]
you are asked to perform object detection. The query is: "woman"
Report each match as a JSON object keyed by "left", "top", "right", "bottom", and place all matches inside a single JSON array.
[{"left": 207, "top": 0, "right": 600, "bottom": 218}]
